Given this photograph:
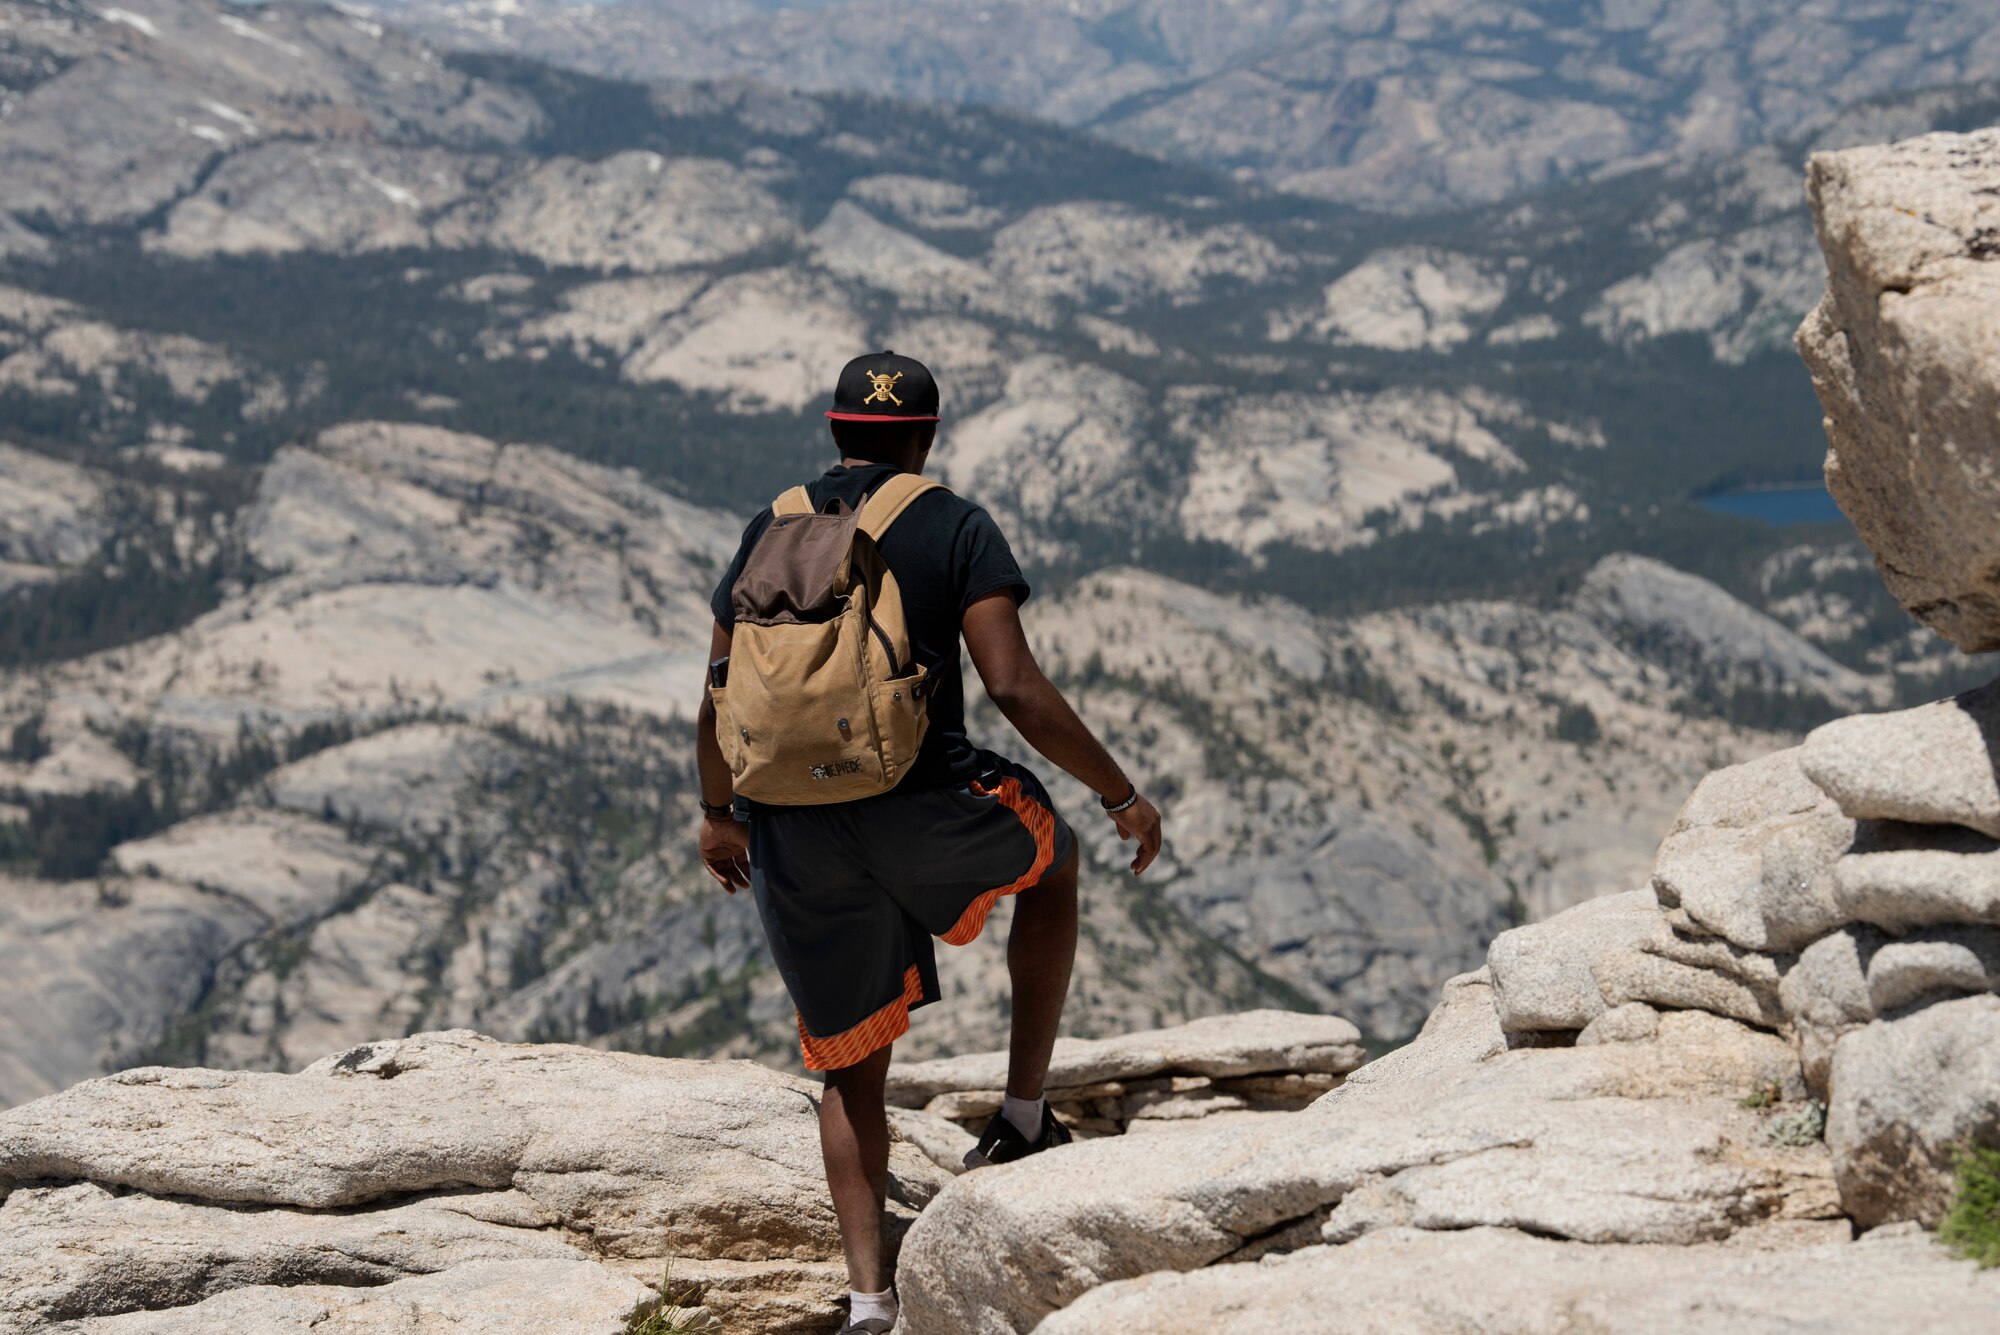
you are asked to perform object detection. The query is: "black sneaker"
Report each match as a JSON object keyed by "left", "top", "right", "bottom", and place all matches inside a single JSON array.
[{"left": 963, "top": 1103, "right": 1072, "bottom": 1170}]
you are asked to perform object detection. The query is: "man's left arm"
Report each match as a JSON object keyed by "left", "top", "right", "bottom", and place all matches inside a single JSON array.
[{"left": 695, "top": 621, "right": 751, "bottom": 892}]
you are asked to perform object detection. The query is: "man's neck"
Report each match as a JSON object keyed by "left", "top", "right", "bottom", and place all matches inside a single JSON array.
[{"left": 840, "top": 455, "right": 924, "bottom": 476}]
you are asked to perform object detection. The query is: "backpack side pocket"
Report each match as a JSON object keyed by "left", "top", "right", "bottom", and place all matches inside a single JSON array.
[
  {"left": 871, "top": 662, "right": 930, "bottom": 786},
  {"left": 709, "top": 683, "right": 747, "bottom": 778}
]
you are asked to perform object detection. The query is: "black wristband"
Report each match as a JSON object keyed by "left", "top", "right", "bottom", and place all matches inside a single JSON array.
[
  {"left": 700, "top": 799, "right": 735, "bottom": 821},
  {"left": 1101, "top": 785, "right": 1139, "bottom": 815}
]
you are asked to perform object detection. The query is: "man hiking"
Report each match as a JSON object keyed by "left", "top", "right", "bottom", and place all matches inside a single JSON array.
[{"left": 694, "top": 350, "right": 1164, "bottom": 1334}]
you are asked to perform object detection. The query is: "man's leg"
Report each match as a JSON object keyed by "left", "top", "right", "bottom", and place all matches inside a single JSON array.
[
  {"left": 820, "top": 1042, "right": 895, "bottom": 1294},
  {"left": 1005, "top": 844, "right": 1079, "bottom": 1102}
]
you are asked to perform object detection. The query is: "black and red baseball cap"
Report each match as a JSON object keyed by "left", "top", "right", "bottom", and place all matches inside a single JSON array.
[{"left": 826, "top": 350, "right": 940, "bottom": 422}]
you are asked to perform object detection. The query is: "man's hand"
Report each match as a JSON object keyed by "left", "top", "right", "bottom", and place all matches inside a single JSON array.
[
  {"left": 1107, "top": 792, "right": 1163, "bottom": 876},
  {"left": 699, "top": 814, "right": 751, "bottom": 893}
]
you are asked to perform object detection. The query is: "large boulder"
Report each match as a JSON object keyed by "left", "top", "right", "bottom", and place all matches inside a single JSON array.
[
  {"left": 1648, "top": 749, "right": 1853, "bottom": 952},
  {"left": 1866, "top": 931, "right": 2000, "bottom": 1012},
  {"left": 1831, "top": 829, "right": 2000, "bottom": 931},
  {"left": 1591, "top": 927, "right": 1787, "bottom": 1030},
  {"left": 0, "top": 1031, "right": 950, "bottom": 1334},
  {"left": 1801, "top": 681, "right": 2000, "bottom": 839},
  {"left": 1486, "top": 889, "right": 1660, "bottom": 1033},
  {"left": 1826, "top": 993, "right": 2000, "bottom": 1228},
  {"left": 1783, "top": 924, "right": 2000, "bottom": 1095},
  {"left": 1796, "top": 128, "right": 2000, "bottom": 652},
  {"left": 1782, "top": 926, "right": 1887, "bottom": 1094},
  {"left": 1034, "top": 1225, "right": 2000, "bottom": 1335},
  {"left": 1489, "top": 887, "right": 1792, "bottom": 1037}
]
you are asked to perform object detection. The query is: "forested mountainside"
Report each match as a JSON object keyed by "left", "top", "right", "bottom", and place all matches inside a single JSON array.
[
  {"left": 361, "top": 0, "right": 2000, "bottom": 210},
  {"left": 8, "top": 0, "right": 1997, "bottom": 650},
  {"left": 0, "top": 418, "right": 1882, "bottom": 1105},
  {"left": 0, "top": 0, "right": 1992, "bottom": 1104}
]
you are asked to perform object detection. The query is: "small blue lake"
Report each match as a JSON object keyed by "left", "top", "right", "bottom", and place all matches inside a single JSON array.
[{"left": 1700, "top": 484, "right": 1848, "bottom": 527}]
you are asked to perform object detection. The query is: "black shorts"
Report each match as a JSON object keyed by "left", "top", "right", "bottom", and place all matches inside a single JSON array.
[{"left": 746, "top": 751, "right": 1077, "bottom": 1071}]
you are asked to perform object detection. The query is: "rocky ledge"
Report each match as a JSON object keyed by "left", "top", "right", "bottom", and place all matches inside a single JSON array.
[
  {"left": 0, "top": 1032, "right": 932, "bottom": 1334},
  {"left": 887, "top": 1010, "right": 1366, "bottom": 1139},
  {"left": 0, "top": 1010, "right": 1361, "bottom": 1334}
]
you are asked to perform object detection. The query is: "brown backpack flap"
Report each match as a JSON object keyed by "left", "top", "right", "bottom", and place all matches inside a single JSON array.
[
  {"left": 731, "top": 475, "right": 945, "bottom": 630},
  {"left": 732, "top": 499, "right": 860, "bottom": 626}
]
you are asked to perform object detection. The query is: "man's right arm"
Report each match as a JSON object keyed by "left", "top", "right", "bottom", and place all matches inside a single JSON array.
[{"left": 962, "top": 591, "right": 1163, "bottom": 874}]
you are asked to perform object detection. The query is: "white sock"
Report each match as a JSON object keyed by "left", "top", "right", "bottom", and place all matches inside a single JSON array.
[
  {"left": 1002, "top": 1092, "right": 1045, "bottom": 1141},
  {"left": 850, "top": 1286, "right": 897, "bottom": 1325}
]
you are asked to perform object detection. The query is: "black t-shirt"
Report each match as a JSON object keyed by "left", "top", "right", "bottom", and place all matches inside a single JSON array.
[{"left": 710, "top": 463, "right": 1030, "bottom": 791}]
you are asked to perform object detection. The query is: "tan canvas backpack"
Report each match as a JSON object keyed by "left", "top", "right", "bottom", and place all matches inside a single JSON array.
[{"left": 710, "top": 473, "right": 941, "bottom": 805}]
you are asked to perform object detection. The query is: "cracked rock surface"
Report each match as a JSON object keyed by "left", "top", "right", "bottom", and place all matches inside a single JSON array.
[
  {"left": 896, "top": 972, "right": 1840, "bottom": 1333},
  {"left": 69, "top": 1260, "right": 658, "bottom": 1335},
  {"left": 1035, "top": 1224, "right": 2000, "bottom": 1334},
  {"left": 0, "top": 1015, "right": 1369, "bottom": 1333},
  {"left": 0, "top": 1031, "right": 949, "bottom": 1334}
]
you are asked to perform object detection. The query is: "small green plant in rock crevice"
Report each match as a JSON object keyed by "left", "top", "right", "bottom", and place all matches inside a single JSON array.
[
  {"left": 1940, "top": 1146, "right": 2000, "bottom": 1269},
  {"left": 1762, "top": 1101, "right": 1826, "bottom": 1148},
  {"left": 624, "top": 1260, "right": 722, "bottom": 1334}
]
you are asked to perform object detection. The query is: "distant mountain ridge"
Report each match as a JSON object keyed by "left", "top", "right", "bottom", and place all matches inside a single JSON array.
[
  {"left": 12, "top": 0, "right": 1997, "bottom": 630},
  {"left": 355, "top": 0, "right": 2000, "bottom": 211}
]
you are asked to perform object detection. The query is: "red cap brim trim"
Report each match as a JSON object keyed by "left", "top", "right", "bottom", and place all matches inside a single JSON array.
[{"left": 825, "top": 411, "right": 940, "bottom": 422}]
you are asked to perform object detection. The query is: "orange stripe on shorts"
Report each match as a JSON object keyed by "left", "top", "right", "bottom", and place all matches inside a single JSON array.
[
  {"left": 940, "top": 776, "right": 1057, "bottom": 947},
  {"left": 797, "top": 964, "right": 926, "bottom": 1071}
]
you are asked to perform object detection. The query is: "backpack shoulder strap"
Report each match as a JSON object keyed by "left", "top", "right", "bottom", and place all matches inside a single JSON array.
[
  {"left": 771, "top": 486, "right": 813, "bottom": 518},
  {"left": 857, "top": 474, "right": 946, "bottom": 542}
]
